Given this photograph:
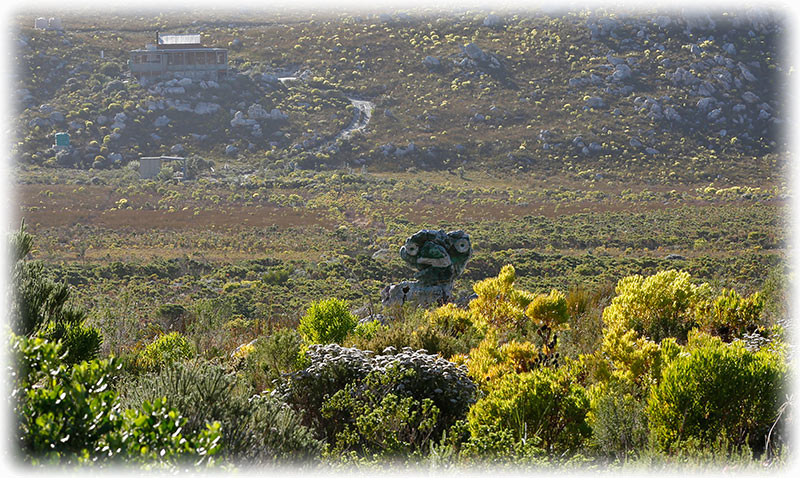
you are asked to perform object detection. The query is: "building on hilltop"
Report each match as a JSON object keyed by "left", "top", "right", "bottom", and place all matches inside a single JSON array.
[{"left": 129, "top": 32, "right": 227, "bottom": 84}]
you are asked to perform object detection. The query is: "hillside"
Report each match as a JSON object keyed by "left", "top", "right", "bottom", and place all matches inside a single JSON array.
[{"left": 13, "top": 6, "right": 788, "bottom": 184}]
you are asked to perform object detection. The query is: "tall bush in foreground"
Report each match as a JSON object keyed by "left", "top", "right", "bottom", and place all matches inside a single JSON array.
[
  {"left": 646, "top": 331, "right": 787, "bottom": 456},
  {"left": 10, "top": 334, "right": 220, "bottom": 467},
  {"left": 10, "top": 221, "right": 102, "bottom": 364},
  {"left": 467, "top": 366, "right": 591, "bottom": 455}
]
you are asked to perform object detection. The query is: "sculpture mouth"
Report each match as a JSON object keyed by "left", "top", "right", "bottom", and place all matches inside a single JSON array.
[{"left": 416, "top": 255, "right": 452, "bottom": 268}]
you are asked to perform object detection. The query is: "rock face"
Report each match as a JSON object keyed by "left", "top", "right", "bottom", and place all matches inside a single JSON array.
[{"left": 381, "top": 229, "right": 472, "bottom": 308}]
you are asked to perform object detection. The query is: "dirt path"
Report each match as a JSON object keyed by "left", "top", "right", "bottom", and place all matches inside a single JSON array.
[{"left": 336, "top": 98, "right": 373, "bottom": 140}]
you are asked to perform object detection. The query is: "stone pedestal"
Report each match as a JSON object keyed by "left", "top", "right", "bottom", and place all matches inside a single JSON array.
[{"left": 381, "top": 280, "right": 453, "bottom": 308}]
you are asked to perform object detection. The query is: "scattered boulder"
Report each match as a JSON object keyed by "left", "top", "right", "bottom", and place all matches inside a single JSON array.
[
  {"left": 483, "top": 14, "right": 504, "bottom": 28},
  {"left": 586, "top": 96, "right": 605, "bottom": 108},
  {"left": 154, "top": 115, "right": 170, "bottom": 128},
  {"left": 423, "top": 55, "right": 441, "bottom": 69}
]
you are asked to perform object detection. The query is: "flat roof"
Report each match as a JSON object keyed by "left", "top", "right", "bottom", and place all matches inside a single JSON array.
[
  {"left": 159, "top": 34, "right": 201, "bottom": 45},
  {"left": 131, "top": 47, "right": 227, "bottom": 53},
  {"left": 141, "top": 156, "right": 185, "bottom": 161}
]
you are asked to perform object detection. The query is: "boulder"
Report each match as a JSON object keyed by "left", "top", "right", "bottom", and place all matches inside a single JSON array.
[
  {"left": 697, "top": 97, "right": 715, "bottom": 112},
  {"left": 247, "top": 103, "right": 269, "bottom": 119},
  {"left": 586, "top": 96, "right": 605, "bottom": 108},
  {"left": 270, "top": 108, "right": 288, "bottom": 121},
  {"left": 611, "top": 63, "right": 632, "bottom": 82},
  {"left": 423, "top": 55, "right": 441, "bottom": 69},
  {"left": 463, "top": 42, "right": 487, "bottom": 61},
  {"left": 154, "top": 115, "right": 170, "bottom": 128},
  {"left": 742, "top": 91, "right": 760, "bottom": 104},
  {"left": 483, "top": 14, "right": 504, "bottom": 28}
]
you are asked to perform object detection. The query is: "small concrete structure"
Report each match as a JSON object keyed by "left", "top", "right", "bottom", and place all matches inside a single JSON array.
[{"left": 139, "top": 155, "right": 186, "bottom": 179}]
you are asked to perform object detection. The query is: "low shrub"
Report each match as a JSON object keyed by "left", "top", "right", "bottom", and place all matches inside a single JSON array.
[
  {"left": 321, "top": 366, "right": 440, "bottom": 458},
  {"left": 118, "top": 360, "right": 322, "bottom": 464},
  {"left": 588, "top": 380, "right": 649, "bottom": 461},
  {"left": 243, "top": 327, "right": 305, "bottom": 391},
  {"left": 135, "top": 331, "right": 195, "bottom": 372},
  {"left": 344, "top": 308, "right": 482, "bottom": 359}
]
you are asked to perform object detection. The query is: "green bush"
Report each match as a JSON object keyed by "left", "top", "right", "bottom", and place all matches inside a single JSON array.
[
  {"left": 646, "top": 331, "right": 787, "bottom": 456},
  {"left": 97, "top": 398, "right": 222, "bottom": 467},
  {"left": 10, "top": 334, "right": 220, "bottom": 468},
  {"left": 135, "top": 331, "right": 195, "bottom": 372},
  {"left": 602, "top": 270, "right": 711, "bottom": 343},
  {"left": 298, "top": 298, "right": 357, "bottom": 345},
  {"left": 43, "top": 320, "right": 103, "bottom": 365},
  {"left": 11, "top": 334, "right": 121, "bottom": 464},
  {"left": 243, "top": 328, "right": 305, "bottom": 391},
  {"left": 280, "top": 344, "right": 476, "bottom": 446},
  {"left": 467, "top": 366, "right": 591, "bottom": 455},
  {"left": 321, "top": 366, "right": 440, "bottom": 458},
  {"left": 118, "top": 360, "right": 321, "bottom": 464}
]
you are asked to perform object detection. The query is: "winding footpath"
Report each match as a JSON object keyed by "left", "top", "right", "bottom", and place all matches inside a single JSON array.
[{"left": 278, "top": 75, "right": 374, "bottom": 151}]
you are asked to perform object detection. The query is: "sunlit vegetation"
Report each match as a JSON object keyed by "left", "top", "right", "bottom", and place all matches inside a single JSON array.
[{"left": 9, "top": 5, "right": 790, "bottom": 472}]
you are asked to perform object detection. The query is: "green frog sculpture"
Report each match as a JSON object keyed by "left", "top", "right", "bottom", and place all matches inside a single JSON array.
[{"left": 381, "top": 229, "right": 473, "bottom": 307}]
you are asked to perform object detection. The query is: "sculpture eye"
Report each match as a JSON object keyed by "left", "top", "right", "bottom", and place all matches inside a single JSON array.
[
  {"left": 454, "top": 238, "right": 470, "bottom": 253},
  {"left": 405, "top": 242, "right": 419, "bottom": 256}
]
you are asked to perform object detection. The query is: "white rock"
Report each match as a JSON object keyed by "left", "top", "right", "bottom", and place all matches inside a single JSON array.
[
  {"left": 270, "top": 108, "right": 288, "bottom": 121},
  {"left": 247, "top": 103, "right": 269, "bottom": 119}
]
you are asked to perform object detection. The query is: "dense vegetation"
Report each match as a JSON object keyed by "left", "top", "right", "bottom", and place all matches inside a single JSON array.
[{"left": 7, "top": 5, "right": 791, "bottom": 473}]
